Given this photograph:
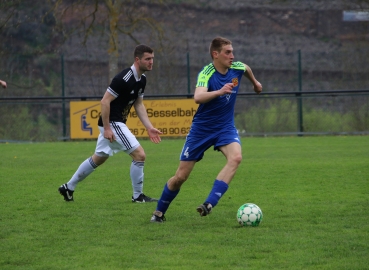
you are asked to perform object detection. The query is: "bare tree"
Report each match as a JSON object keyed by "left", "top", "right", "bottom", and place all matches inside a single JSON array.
[
  {"left": 48, "top": 0, "right": 167, "bottom": 81},
  {"left": 0, "top": 1, "right": 19, "bottom": 31}
]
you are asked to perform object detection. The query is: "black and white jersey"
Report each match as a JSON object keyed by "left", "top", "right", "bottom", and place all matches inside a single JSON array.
[{"left": 98, "top": 65, "right": 146, "bottom": 126}]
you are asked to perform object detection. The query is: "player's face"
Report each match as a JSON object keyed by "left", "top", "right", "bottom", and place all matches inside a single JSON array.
[
  {"left": 138, "top": 52, "right": 154, "bottom": 72},
  {"left": 216, "top": 44, "right": 234, "bottom": 68}
]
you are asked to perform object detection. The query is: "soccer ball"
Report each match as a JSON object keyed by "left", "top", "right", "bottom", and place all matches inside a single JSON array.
[{"left": 237, "top": 203, "right": 263, "bottom": 227}]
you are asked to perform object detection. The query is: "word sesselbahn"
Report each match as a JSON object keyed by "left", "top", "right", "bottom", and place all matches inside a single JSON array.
[{"left": 129, "top": 108, "right": 197, "bottom": 118}]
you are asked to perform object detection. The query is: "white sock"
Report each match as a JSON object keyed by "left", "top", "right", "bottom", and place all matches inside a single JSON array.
[
  {"left": 67, "top": 157, "right": 98, "bottom": 190},
  {"left": 130, "top": 161, "right": 144, "bottom": 199}
]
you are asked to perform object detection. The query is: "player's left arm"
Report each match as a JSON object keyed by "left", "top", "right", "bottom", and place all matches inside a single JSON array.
[
  {"left": 134, "top": 97, "right": 162, "bottom": 143},
  {"left": 243, "top": 64, "right": 262, "bottom": 94}
]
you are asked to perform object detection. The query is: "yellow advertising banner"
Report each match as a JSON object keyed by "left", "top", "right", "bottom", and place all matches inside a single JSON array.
[{"left": 70, "top": 99, "right": 197, "bottom": 139}]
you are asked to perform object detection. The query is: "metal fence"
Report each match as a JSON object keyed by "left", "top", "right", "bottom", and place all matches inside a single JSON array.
[
  {"left": 1, "top": 47, "right": 369, "bottom": 142},
  {"left": 0, "top": 89, "right": 368, "bottom": 142}
]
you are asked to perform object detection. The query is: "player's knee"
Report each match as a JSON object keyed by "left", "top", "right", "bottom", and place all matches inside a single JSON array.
[
  {"left": 92, "top": 154, "right": 109, "bottom": 166},
  {"left": 130, "top": 148, "right": 146, "bottom": 161},
  {"left": 230, "top": 154, "right": 242, "bottom": 166},
  {"left": 135, "top": 152, "right": 146, "bottom": 161}
]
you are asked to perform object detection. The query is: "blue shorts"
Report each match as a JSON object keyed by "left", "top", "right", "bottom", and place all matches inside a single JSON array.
[{"left": 179, "top": 128, "right": 241, "bottom": 161}]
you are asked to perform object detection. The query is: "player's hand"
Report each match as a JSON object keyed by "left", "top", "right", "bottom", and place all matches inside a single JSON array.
[
  {"left": 104, "top": 129, "right": 115, "bottom": 143},
  {"left": 147, "top": 128, "right": 162, "bottom": 144},
  {"left": 0, "top": 80, "right": 7, "bottom": 88},
  {"left": 219, "top": 83, "right": 234, "bottom": 96},
  {"left": 253, "top": 81, "right": 262, "bottom": 94}
]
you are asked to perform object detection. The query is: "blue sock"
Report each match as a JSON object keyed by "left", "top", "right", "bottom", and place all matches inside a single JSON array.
[
  {"left": 156, "top": 183, "right": 180, "bottom": 214},
  {"left": 205, "top": 180, "right": 229, "bottom": 207}
]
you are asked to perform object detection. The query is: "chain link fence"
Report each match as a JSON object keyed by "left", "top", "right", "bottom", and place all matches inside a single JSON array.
[{"left": 1, "top": 48, "right": 368, "bottom": 142}]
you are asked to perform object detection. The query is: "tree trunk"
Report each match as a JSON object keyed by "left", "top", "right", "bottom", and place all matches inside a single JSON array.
[
  {"left": 106, "top": 0, "right": 121, "bottom": 82},
  {"left": 108, "top": 46, "right": 119, "bottom": 83}
]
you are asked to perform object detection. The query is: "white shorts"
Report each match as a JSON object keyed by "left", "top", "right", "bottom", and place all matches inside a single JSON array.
[{"left": 95, "top": 122, "right": 140, "bottom": 157}]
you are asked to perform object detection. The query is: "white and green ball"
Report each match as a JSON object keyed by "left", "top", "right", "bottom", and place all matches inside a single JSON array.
[{"left": 237, "top": 203, "right": 263, "bottom": 227}]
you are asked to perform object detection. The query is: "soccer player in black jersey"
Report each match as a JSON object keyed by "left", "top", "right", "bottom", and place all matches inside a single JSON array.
[{"left": 59, "top": 44, "right": 162, "bottom": 203}]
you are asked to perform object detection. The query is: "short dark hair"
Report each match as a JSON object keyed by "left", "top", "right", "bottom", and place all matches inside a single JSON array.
[
  {"left": 209, "top": 37, "right": 232, "bottom": 59},
  {"left": 134, "top": 44, "right": 154, "bottom": 59}
]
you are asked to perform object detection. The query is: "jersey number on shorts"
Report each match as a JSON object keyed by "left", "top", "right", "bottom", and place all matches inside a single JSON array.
[{"left": 183, "top": 147, "right": 189, "bottom": 158}]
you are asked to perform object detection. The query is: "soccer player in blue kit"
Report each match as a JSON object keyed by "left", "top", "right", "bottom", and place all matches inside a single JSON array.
[{"left": 151, "top": 37, "right": 262, "bottom": 222}]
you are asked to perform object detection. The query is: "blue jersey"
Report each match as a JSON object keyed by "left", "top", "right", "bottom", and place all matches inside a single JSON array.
[{"left": 191, "top": 61, "right": 246, "bottom": 132}]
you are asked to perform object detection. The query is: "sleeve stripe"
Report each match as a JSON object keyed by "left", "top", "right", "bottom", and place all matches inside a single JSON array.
[
  {"left": 123, "top": 70, "right": 133, "bottom": 82},
  {"left": 107, "top": 87, "right": 118, "bottom": 97}
]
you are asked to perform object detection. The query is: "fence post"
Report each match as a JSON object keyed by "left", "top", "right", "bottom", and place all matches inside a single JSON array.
[
  {"left": 61, "top": 53, "right": 67, "bottom": 140},
  {"left": 187, "top": 52, "right": 191, "bottom": 96},
  {"left": 297, "top": 50, "right": 304, "bottom": 136}
]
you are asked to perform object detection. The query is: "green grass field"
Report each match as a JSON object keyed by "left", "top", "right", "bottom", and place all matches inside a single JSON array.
[{"left": 1, "top": 136, "right": 368, "bottom": 270}]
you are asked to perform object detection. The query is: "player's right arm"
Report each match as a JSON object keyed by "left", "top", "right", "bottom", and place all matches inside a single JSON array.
[
  {"left": 194, "top": 63, "right": 234, "bottom": 104},
  {"left": 0, "top": 80, "right": 7, "bottom": 88},
  {"left": 194, "top": 84, "right": 234, "bottom": 104},
  {"left": 100, "top": 91, "right": 116, "bottom": 142}
]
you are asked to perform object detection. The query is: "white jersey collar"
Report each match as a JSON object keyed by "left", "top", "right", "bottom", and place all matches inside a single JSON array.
[{"left": 131, "top": 64, "right": 141, "bottom": 81}]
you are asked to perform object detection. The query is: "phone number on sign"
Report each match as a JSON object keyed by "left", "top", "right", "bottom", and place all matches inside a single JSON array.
[{"left": 129, "top": 127, "right": 190, "bottom": 136}]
